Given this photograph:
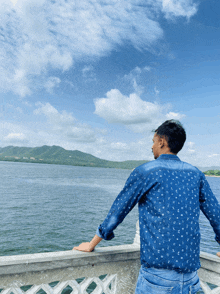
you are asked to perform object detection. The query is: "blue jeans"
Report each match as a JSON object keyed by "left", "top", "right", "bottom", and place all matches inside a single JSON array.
[{"left": 135, "top": 266, "right": 201, "bottom": 294}]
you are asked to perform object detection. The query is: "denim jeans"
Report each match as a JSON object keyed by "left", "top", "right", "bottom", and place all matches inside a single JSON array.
[{"left": 135, "top": 266, "right": 201, "bottom": 294}]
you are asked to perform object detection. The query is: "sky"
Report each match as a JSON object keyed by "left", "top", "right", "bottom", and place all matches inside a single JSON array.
[{"left": 0, "top": 0, "right": 220, "bottom": 167}]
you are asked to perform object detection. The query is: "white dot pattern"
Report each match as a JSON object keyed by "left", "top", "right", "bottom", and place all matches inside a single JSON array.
[{"left": 96, "top": 154, "right": 220, "bottom": 273}]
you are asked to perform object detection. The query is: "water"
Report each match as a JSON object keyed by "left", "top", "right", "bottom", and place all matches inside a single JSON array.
[
  {"left": 0, "top": 161, "right": 136, "bottom": 256},
  {"left": 0, "top": 161, "right": 220, "bottom": 257}
]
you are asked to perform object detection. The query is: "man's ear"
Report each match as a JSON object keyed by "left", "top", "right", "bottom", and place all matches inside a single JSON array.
[{"left": 159, "top": 136, "right": 166, "bottom": 148}]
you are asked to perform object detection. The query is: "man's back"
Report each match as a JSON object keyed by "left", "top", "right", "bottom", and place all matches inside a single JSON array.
[{"left": 135, "top": 154, "right": 205, "bottom": 272}]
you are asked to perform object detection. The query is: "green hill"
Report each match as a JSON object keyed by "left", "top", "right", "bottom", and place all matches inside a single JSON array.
[
  {"left": 0, "top": 145, "right": 148, "bottom": 169},
  {"left": 204, "top": 170, "right": 220, "bottom": 176}
]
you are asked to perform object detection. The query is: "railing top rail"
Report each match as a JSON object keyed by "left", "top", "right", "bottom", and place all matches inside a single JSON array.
[
  {"left": 0, "top": 244, "right": 140, "bottom": 276},
  {"left": 0, "top": 244, "right": 140, "bottom": 265},
  {"left": 0, "top": 247, "right": 219, "bottom": 276},
  {"left": 200, "top": 251, "right": 220, "bottom": 263},
  {"left": 200, "top": 251, "right": 220, "bottom": 275}
]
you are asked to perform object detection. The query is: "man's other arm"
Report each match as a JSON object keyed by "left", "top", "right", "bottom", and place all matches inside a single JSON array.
[{"left": 200, "top": 174, "right": 220, "bottom": 257}]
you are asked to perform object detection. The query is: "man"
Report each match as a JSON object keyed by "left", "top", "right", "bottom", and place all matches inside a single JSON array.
[{"left": 73, "top": 120, "right": 220, "bottom": 294}]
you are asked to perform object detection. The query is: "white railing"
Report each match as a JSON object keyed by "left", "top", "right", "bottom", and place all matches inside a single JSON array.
[
  {"left": 0, "top": 244, "right": 140, "bottom": 294},
  {"left": 0, "top": 222, "right": 219, "bottom": 294},
  {"left": 198, "top": 252, "right": 220, "bottom": 293}
]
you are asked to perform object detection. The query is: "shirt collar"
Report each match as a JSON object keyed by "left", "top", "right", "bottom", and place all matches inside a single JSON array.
[{"left": 157, "top": 154, "right": 181, "bottom": 161}]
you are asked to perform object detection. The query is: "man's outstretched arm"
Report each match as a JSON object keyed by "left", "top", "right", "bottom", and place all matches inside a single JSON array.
[
  {"left": 199, "top": 174, "right": 220, "bottom": 258},
  {"left": 73, "top": 169, "right": 145, "bottom": 252},
  {"left": 73, "top": 235, "right": 102, "bottom": 252}
]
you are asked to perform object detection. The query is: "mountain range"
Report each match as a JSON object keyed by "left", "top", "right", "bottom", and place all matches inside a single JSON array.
[{"left": 0, "top": 145, "right": 148, "bottom": 170}]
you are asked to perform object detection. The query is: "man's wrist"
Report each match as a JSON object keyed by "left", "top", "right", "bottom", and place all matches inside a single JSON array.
[
  {"left": 89, "top": 234, "right": 103, "bottom": 250},
  {"left": 89, "top": 242, "right": 95, "bottom": 251}
]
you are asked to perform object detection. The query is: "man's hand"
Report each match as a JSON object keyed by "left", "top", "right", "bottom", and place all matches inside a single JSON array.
[
  {"left": 217, "top": 252, "right": 220, "bottom": 257},
  {"left": 73, "top": 242, "right": 94, "bottom": 252},
  {"left": 73, "top": 235, "right": 102, "bottom": 252}
]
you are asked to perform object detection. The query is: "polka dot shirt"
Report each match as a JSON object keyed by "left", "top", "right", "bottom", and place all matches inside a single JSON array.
[{"left": 96, "top": 154, "right": 220, "bottom": 273}]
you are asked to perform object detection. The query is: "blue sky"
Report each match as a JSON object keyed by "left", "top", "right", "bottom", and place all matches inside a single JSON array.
[{"left": 1, "top": 0, "right": 220, "bottom": 167}]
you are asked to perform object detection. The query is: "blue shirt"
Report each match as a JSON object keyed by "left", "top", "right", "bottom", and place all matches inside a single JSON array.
[{"left": 96, "top": 154, "right": 220, "bottom": 273}]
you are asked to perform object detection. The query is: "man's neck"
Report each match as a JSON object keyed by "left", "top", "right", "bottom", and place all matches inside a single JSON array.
[{"left": 159, "top": 150, "right": 176, "bottom": 156}]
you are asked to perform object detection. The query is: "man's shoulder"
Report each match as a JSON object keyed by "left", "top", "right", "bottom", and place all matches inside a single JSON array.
[
  {"left": 179, "top": 160, "right": 203, "bottom": 175},
  {"left": 134, "top": 160, "right": 163, "bottom": 175},
  {"left": 134, "top": 158, "right": 203, "bottom": 177}
]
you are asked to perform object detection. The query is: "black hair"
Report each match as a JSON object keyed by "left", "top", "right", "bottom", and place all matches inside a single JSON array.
[{"left": 154, "top": 120, "right": 186, "bottom": 154}]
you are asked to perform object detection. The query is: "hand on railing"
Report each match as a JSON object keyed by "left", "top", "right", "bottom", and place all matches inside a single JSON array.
[
  {"left": 73, "top": 235, "right": 102, "bottom": 252},
  {"left": 73, "top": 242, "right": 94, "bottom": 252}
]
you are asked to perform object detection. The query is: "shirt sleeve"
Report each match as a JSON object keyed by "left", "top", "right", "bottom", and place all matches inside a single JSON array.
[
  {"left": 96, "top": 169, "right": 146, "bottom": 240},
  {"left": 199, "top": 173, "right": 220, "bottom": 243}
]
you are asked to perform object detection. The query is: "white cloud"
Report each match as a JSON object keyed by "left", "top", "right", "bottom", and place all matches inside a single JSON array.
[
  {"left": 0, "top": 0, "right": 197, "bottom": 96},
  {"left": 10, "top": 0, "right": 18, "bottom": 6},
  {"left": 4, "top": 103, "right": 23, "bottom": 115},
  {"left": 185, "top": 141, "right": 196, "bottom": 154},
  {"left": 161, "top": 0, "right": 198, "bottom": 19},
  {"left": 154, "top": 87, "right": 160, "bottom": 95},
  {"left": 166, "top": 111, "right": 185, "bottom": 120},
  {"left": 34, "top": 102, "right": 98, "bottom": 143},
  {"left": 44, "top": 77, "right": 61, "bottom": 93},
  {"left": 1, "top": 102, "right": 105, "bottom": 148},
  {"left": 4, "top": 132, "right": 27, "bottom": 143},
  {"left": 144, "top": 66, "right": 151, "bottom": 72},
  {"left": 123, "top": 66, "right": 149, "bottom": 95},
  {"left": 82, "top": 65, "right": 96, "bottom": 82},
  {"left": 110, "top": 142, "right": 129, "bottom": 151},
  {"left": 34, "top": 102, "right": 75, "bottom": 126},
  {"left": 94, "top": 89, "right": 160, "bottom": 124},
  {"left": 94, "top": 89, "right": 184, "bottom": 132},
  {"left": 1, "top": 122, "right": 32, "bottom": 146},
  {"left": 82, "top": 66, "right": 94, "bottom": 77},
  {"left": 208, "top": 154, "right": 220, "bottom": 158},
  {"left": 178, "top": 140, "right": 220, "bottom": 168}
]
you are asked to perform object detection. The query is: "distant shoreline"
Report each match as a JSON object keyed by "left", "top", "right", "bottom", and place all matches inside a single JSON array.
[{"left": 205, "top": 175, "right": 220, "bottom": 178}]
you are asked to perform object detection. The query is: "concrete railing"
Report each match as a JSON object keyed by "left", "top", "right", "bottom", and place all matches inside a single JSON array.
[
  {"left": 0, "top": 222, "right": 220, "bottom": 294},
  {"left": 198, "top": 252, "right": 220, "bottom": 293},
  {"left": 0, "top": 244, "right": 140, "bottom": 294}
]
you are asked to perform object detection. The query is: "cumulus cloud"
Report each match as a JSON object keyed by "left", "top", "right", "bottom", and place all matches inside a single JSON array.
[
  {"left": 161, "top": 0, "right": 198, "bottom": 19},
  {"left": 34, "top": 102, "right": 98, "bottom": 143},
  {"left": 0, "top": 0, "right": 197, "bottom": 96},
  {"left": 94, "top": 89, "right": 160, "bottom": 124},
  {"left": 94, "top": 89, "right": 184, "bottom": 132}
]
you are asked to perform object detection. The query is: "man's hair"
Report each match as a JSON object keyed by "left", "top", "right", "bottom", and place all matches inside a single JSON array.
[{"left": 154, "top": 120, "right": 186, "bottom": 154}]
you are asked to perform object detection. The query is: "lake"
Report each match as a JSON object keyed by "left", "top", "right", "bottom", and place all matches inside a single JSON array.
[{"left": 1, "top": 161, "right": 220, "bottom": 257}]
